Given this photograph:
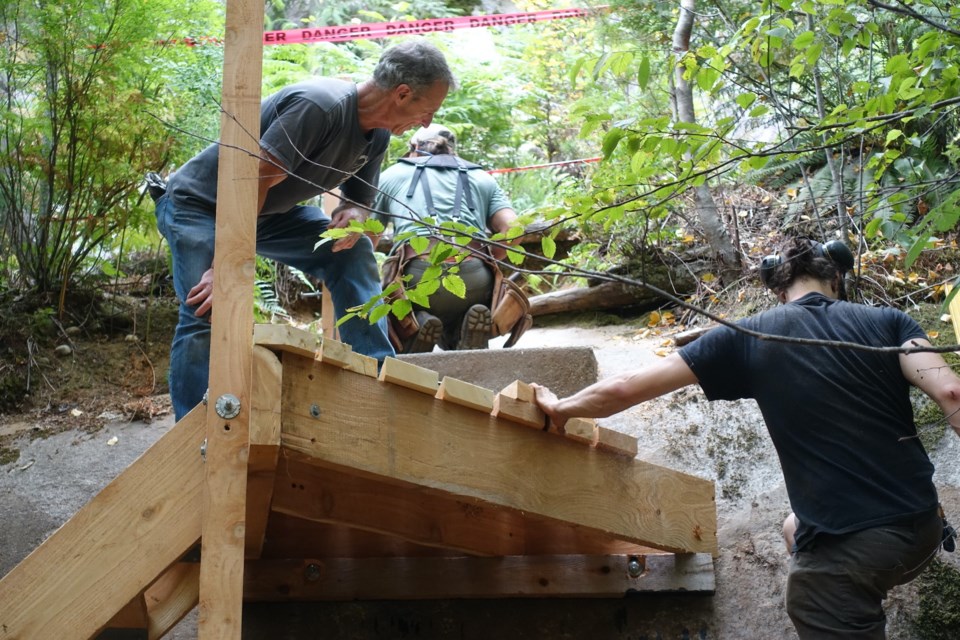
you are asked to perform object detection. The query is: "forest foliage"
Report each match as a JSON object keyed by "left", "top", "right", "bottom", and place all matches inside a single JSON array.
[{"left": 0, "top": 0, "right": 958, "bottom": 324}]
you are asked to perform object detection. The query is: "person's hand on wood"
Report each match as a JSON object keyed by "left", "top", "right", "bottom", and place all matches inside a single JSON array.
[
  {"left": 186, "top": 268, "right": 215, "bottom": 318},
  {"left": 530, "top": 383, "right": 568, "bottom": 430}
]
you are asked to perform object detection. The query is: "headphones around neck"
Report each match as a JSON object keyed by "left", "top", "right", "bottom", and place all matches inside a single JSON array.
[{"left": 759, "top": 239, "right": 855, "bottom": 289}]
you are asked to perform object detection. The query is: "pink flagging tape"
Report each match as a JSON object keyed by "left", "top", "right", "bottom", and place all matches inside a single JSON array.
[
  {"left": 160, "top": 7, "right": 600, "bottom": 47},
  {"left": 488, "top": 157, "right": 602, "bottom": 175},
  {"left": 264, "top": 7, "right": 596, "bottom": 44}
]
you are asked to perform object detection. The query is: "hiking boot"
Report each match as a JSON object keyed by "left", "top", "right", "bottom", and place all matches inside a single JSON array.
[
  {"left": 405, "top": 311, "right": 443, "bottom": 353},
  {"left": 457, "top": 304, "right": 492, "bottom": 350}
]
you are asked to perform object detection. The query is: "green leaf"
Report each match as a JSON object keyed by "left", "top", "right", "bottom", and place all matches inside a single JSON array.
[
  {"left": 602, "top": 128, "right": 625, "bottom": 158},
  {"left": 442, "top": 274, "right": 466, "bottom": 298},
  {"left": 542, "top": 235, "right": 557, "bottom": 259},
  {"left": 637, "top": 56, "right": 651, "bottom": 90},
  {"left": 792, "top": 31, "right": 815, "bottom": 50},
  {"left": 735, "top": 92, "right": 757, "bottom": 109},
  {"left": 369, "top": 303, "right": 391, "bottom": 323},
  {"left": 392, "top": 298, "right": 413, "bottom": 320},
  {"left": 805, "top": 42, "right": 824, "bottom": 66},
  {"left": 409, "top": 236, "right": 430, "bottom": 255},
  {"left": 885, "top": 129, "right": 903, "bottom": 145}
]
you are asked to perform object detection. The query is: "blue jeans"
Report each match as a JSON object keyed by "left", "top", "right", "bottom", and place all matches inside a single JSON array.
[{"left": 155, "top": 195, "right": 394, "bottom": 420}]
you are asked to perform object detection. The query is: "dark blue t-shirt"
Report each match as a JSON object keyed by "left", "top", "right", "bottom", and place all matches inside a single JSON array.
[{"left": 679, "top": 292, "right": 937, "bottom": 549}]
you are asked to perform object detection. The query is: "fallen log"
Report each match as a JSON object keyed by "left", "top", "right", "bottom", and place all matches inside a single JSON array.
[{"left": 529, "top": 281, "right": 665, "bottom": 317}]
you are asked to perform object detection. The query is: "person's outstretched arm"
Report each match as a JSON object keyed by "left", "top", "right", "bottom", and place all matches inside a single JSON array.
[
  {"left": 531, "top": 352, "right": 698, "bottom": 429},
  {"left": 900, "top": 338, "right": 960, "bottom": 437}
]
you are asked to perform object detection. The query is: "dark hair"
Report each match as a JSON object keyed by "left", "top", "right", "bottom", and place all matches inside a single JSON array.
[
  {"left": 761, "top": 237, "right": 853, "bottom": 296},
  {"left": 416, "top": 137, "right": 455, "bottom": 156},
  {"left": 372, "top": 39, "right": 457, "bottom": 94}
]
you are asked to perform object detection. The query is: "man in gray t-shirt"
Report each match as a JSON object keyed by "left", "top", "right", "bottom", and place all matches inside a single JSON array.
[{"left": 155, "top": 39, "right": 455, "bottom": 421}]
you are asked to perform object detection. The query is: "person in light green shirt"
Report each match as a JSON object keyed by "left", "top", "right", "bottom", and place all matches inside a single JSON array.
[{"left": 373, "top": 125, "right": 517, "bottom": 352}]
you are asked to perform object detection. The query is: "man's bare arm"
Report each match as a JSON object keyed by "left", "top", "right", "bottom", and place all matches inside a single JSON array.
[{"left": 900, "top": 338, "right": 960, "bottom": 437}]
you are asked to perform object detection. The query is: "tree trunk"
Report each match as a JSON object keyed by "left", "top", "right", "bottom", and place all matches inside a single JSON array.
[{"left": 672, "top": 0, "right": 741, "bottom": 283}]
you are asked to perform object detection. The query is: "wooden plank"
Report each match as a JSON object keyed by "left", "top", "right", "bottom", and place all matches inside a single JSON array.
[
  {"left": 270, "top": 452, "right": 667, "bottom": 558},
  {"left": 102, "top": 593, "right": 149, "bottom": 631},
  {"left": 246, "top": 346, "right": 282, "bottom": 558},
  {"left": 0, "top": 408, "right": 205, "bottom": 639},
  {"left": 243, "top": 554, "right": 715, "bottom": 601},
  {"left": 199, "top": 0, "right": 264, "bottom": 635},
  {"left": 253, "top": 323, "right": 321, "bottom": 359},
  {"left": 596, "top": 425, "right": 639, "bottom": 458},
  {"left": 947, "top": 283, "right": 960, "bottom": 344},
  {"left": 260, "top": 512, "right": 453, "bottom": 559},
  {"left": 348, "top": 352, "right": 379, "bottom": 378},
  {"left": 280, "top": 353, "right": 718, "bottom": 556},
  {"left": 492, "top": 393, "right": 545, "bottom": 429},
  {"left": 564, "top": 417, "right": 598, "bottom": 446},
  {"left": 500, "top": 379, "right": 535, "bottom": 402},
  {"left": 378, "top": 357, "right": 439, "bottom": 394},
  {"left": 436, "top": 376, "right": 495, "bottom": 412},
  {"left": 320, "top": 285, "right": 338, "bottom": 340},
  {"left": 144, "top": 562, "right": 201, "bottom": 640},
  {"left": 318, "top": 337, "right": 353, "bottom": 368}
]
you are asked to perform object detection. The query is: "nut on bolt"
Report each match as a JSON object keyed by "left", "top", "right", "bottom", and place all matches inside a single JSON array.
[
  {"left": 215, "top": 393, "right": 241, "bottom": 420},
  {"left": 627, "top": 555, "right": 645, "bottom": 578},
  {"left": 304, "top": 563, "right": 322, "bottom": 582}
]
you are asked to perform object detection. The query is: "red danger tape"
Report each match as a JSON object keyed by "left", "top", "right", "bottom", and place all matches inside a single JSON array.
[
  {"left": 488, "top": 157, "right": 601, "bottom": 175},
  {"left": 264, "top": 7, "right": 595, "bottom": 45}
]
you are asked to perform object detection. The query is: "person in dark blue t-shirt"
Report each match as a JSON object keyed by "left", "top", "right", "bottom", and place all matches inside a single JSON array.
[{"left": 531, "top": 237, "right": 960, "bottom": 639}]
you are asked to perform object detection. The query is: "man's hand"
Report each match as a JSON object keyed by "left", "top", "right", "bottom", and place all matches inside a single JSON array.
[
  {"left": 530, "top": 382, "right": 568, "bottom": 430},
  {"left": 185, "top": 268, "right": 215, "bottom": 318},
  {"left": 328, "top": 205, "right": 369, "bottom": 252}
]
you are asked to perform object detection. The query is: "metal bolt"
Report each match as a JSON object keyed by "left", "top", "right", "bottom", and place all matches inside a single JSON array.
[
  {"left": 304, "top": 563, "right": 322, "bottom": 582},
  {"left": 215, "top": 393, "right": 241, "bottom": 420},
  {"left": 310, "top": 404, "right": 321, "bottom": 418},
  {"left": 627, "top": 556, "right": 644, "bottom": 578},
  {"left": 200, "top": 438, "right": 207, "bottom": 462}
]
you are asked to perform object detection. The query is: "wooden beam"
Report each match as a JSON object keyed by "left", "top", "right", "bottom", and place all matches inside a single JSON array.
[
  {"left": 947, "top": 283, "right": 960, "bottom": 344},
  {"left": 378, "top": 357, "right": 440, "bottom": 394},
  {"left": 144, "top": 562, "right": 201, "bottom": 640},
  {"left": 596, "top": 426, "right": 639, "bottom": 458},
  {"left": 0, "top": 409, "right": 205, "bottom": 639},
  {"left": 492, "top": 392, "right": 546, "bottom": 429},
  {"left": 436, "top": 376, "right": 495, "bottom": 412},
  {"left": 270, "top": 452, "right": 667, "bottom": 557},
  {"left": 260, "top": 512, "right": 454, "bottom": 559},
  {"left": 318, "top": 337, "right": 353, "bottom": 368},
  {"left": 253, "top": 323, "right": 321, "bottom": 359},
  {"left": 563, "top": 417, "right": 598, "bottom": 446},
  {"left": 245, "top": 347, "right": 283, "bottom": 558},
  {"left": 243, "top": 554, "right": 715, "bottom": 601},
  {"left": 279, "top": 354, "right": 718, "bottom": 556},
  {"left": 199, "top": 0, "right": 264, "bottom": 635}
]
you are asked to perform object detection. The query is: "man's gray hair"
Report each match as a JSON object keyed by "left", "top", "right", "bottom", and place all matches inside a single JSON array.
[{"left": 372, "top": 39, "right": 457, "bottom": 94}]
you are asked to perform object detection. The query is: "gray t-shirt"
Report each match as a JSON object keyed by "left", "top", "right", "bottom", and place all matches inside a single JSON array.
[{"left": 167, "top": 78, "right": 390, "bottom": 215}]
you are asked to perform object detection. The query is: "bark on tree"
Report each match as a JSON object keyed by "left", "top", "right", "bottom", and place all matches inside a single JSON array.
[{"left": 672, "top": 0, "right": 741, "bottom": 283}]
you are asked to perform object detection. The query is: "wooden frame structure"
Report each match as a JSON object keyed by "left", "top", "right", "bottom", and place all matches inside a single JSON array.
[{"left": 0, "top": 1, "right": 718, "bottom": 637}]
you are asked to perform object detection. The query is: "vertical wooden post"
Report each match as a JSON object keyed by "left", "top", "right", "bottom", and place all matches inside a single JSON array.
[{"left": 198, "top": 0, "right": 263, "bottom": 636}]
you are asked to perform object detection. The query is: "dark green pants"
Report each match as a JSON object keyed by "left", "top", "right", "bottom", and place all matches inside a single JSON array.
[
  {"left": 786, "top": 509, "right": 943, "bottom": 639},
  {"left": 404, "top": 257, "right": 494, "bottom": 348}
]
